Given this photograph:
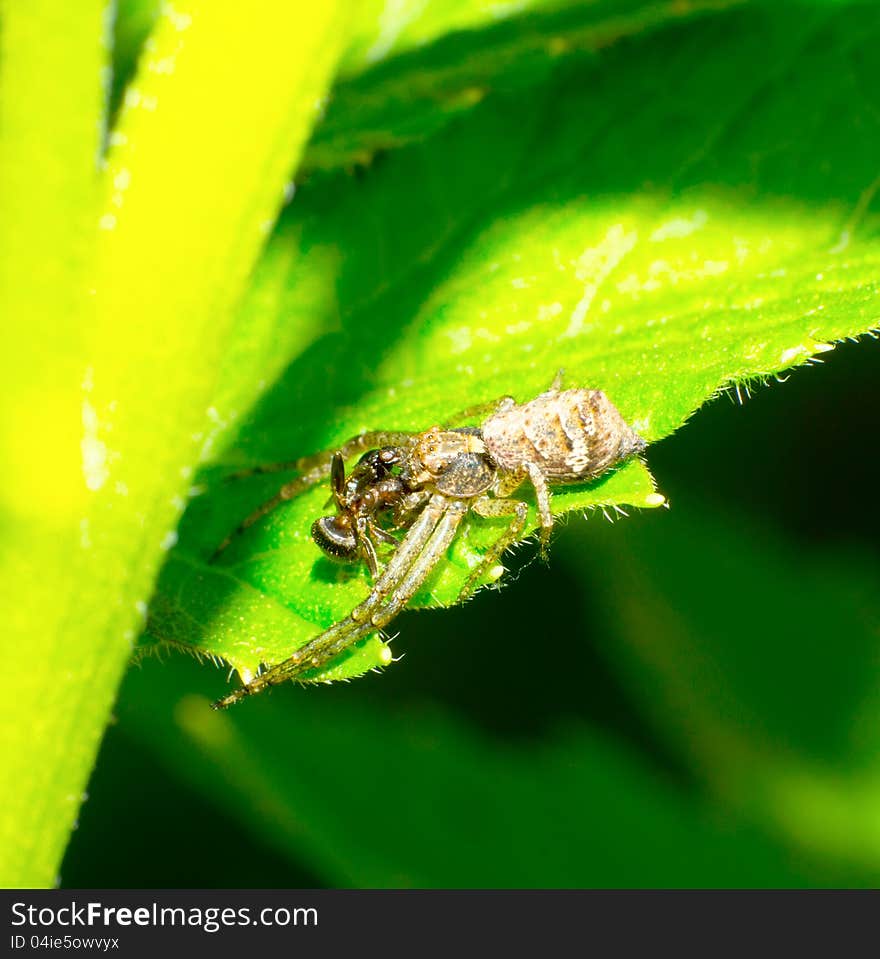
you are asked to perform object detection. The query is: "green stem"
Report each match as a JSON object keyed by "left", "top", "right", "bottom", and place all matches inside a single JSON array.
[
  {"left": 0, "top": 0, "right": 349, "bottom": 887},
  {"left": 0, "top": 0, "right": 108, "bottom": 890}
]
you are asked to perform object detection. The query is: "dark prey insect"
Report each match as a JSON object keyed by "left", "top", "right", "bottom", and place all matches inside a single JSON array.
[
  {"left": 310, "top": 447, "right": 411, "bottom": 578},
  {"left": 211, "top": 374, "right": 647, "bottom": 709}
]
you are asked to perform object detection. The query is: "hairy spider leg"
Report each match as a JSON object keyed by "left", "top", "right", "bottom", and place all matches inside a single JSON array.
[
  {"left": 456, "top": 495, "right": 529, "bottom": 604},
  {"left": 468, "top": 467, "right": 551, "bottom": 562},
  {"left": 443, "top": 396, "right": 515, "bottom": 427},
  {"left": 363, "top": 499, "right": 466, "bottom": 626},
  {"left": 219, "top": 430, "right": 416, "bottom": 479},
  {"left": 523, "top": 462, "right": 554, "bottom": 557},
  {"left": 211, "top": 430, "right": 416, "bottom": 559},
  {"left": 212, "top": 496, "right": 467, "bottom": 708},
  {"left": 442, "top": 369, "right": 564, "bottom": 429}
]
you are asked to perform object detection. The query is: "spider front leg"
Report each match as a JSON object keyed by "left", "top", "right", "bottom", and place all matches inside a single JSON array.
[
  {"left": 211, "top": 430, "right": 415, "bottom": 559},
  {"left": 443, "top": 395, "right": 515, "bottom": 427},
  {"left": 220, "top": 430, "right": 416, "bottom": 480},
  {"left": 211, "top": 469, "right": 325, "bottom": 560},
  {"left": 445, "top": 370, "right": 566, "bottom": 429},
  {"left": 212, "top": 495, "right": 467, "bottom": 708},
  {"left": 487, "top": 465, "right": 553, "bottom": 560},
  {"left": 457, "top": 495, "right": 528, "bottom": 604}
]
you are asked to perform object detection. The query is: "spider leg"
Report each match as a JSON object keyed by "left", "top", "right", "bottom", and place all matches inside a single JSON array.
[
  {"left": 211, "top": 431, "right": 416, "bottom": 559},
  {"left": 457, "top": 495, "right": 528, "bottom": 604},
  {"left": 210, "top": 467, "right": 331, "bottom": 560},
  {"left": 549, "top": 368, "right": 565, "bottom": 391},
  {"left": 212, "top": 496, "right": 465, "bottom": 708},
  {"left": 444, "top": 396, "right": 515, "bottom": 427},
  {"left": 524, "top": 462, "right": 553, "bottom": 558},
  {"left": 221, "top": 430, "right": 416, "bottom": 480},
  {"left": 366, "top": 499, "right": 466, "bottom": 625},
  {"left": 445, "top": 370, "right": 565, "bottom": 428}
]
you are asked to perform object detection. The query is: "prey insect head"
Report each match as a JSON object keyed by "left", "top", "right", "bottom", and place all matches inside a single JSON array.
[
  {"left": 311, "top": 445, "right": 412, "bottom": 577},
  {"left": 311, "top": 451, "right": 361, "bottom": 562}
]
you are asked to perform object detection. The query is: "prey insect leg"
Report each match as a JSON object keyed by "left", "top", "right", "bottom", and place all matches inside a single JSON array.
[
  {"left": 457, "top": 496, "right": 528, "bottom": 604},
  {"left": 211, "top": 430, "right": 416, "bottom": 559},
  {"left": 212, "top": 496, "right": 465, "bottom": 708}
]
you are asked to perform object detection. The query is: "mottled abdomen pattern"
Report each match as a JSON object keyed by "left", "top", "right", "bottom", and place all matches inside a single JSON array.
[{"left": 481, "top": 388, "right": 645, "bottom": 482}]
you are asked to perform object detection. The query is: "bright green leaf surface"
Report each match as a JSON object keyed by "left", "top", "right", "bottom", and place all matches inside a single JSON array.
[
  {"left": 0, "top": 0, "right": 109, "bottom": 890},
  {"left": 148, "top": 3, "right": 880, "bottom": 693},
  {"left": 0, "top": 0, "right": 347, "bottom": 888},
  {"left": 114, "top": 655, "right": 841, "bottom": 887},
  {"left": 562, "top": 508, "right": 880, "bottom": 875}
]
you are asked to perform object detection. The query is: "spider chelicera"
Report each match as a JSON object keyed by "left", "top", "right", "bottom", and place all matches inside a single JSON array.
[{"left": 211, "top": 374, "right": 647, "bottom": 708}]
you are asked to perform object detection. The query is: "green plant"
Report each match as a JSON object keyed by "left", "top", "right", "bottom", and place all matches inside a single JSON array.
[{"left": 1, "top": 0, "right": 878, "bottom": 888}]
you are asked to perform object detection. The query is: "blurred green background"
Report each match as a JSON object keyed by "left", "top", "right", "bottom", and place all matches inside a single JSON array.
[{"left": 62, "top": 334, "right": 880, "bottom": 886}]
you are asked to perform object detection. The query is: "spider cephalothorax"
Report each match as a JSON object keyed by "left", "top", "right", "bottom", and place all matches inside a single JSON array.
[
  {"left": 211, "top": 374, "right": 648, "bottom": 708},
  {"left": 310, "top": 426, "right": 496, "bottom": 574}
]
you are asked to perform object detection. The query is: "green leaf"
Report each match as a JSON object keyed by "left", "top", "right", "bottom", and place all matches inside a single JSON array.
[
  {"left": 148, "top": 2, "right": 880, "bottom": 691},
  {"left": 560, "top": 507, "right": 880, "bottom": 874},
  {"left": 0, "top": 0, "right": 348, "bottom": 888},
  {"left": 115, "top": 655, "right": 839, "bottom": 887},
  {"left": 0, "top": 0, "right": 109, "bottom": 890},
  {"left": 308, "top": 0, "right": 743, "bottom": 173}
]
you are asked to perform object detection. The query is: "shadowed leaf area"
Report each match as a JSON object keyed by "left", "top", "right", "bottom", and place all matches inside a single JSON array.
[
  {"left": 559, "top": 500, "right": 880, "bottom": 876},
  {"left": 68, "top": 654, "right": 863, "bottom": 888}
]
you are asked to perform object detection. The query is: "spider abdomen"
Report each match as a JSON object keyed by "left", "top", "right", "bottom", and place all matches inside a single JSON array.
[{"left": 481, "top": 387, "right": 645, "bottom": 482}]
